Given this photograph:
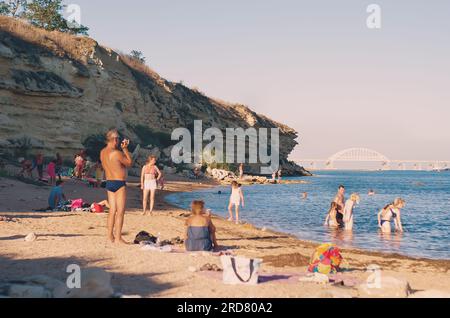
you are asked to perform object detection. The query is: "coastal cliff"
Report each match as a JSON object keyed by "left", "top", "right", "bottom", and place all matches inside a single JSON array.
[{"left": 0, "top": 16, "right": 309, "bottom": 176}]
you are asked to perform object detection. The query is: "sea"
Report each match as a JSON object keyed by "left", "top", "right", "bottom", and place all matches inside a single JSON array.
[{"left": 166, "top": 170, "right": 450, "bottom": 260}]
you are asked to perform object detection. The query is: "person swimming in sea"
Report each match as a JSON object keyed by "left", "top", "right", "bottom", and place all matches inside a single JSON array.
[
  {"left": 228, "top": 181, "right": 245, "bottom": 224},
  {"left": 378, "top": 198, "right": 405, "bottom": 233},
  {"left": 324, "top": 202, "right": 341, "bottom": 228}
]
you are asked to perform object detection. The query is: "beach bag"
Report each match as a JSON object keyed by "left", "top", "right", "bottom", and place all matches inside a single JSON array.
[
  {"left": 220, "top": 256, "right": 262, "bottom": 285},
  {"left": 134, "top": 231, "right": 157, "bottom": 245},
  {"left": 308, "top": 243, "right": 343, "bottom": 275},
  {"left": 70, "top": 199, "right": 84, "bottom": 211},
  {"left": 91, "top": 203, "right": 104, "bottom": 213}
]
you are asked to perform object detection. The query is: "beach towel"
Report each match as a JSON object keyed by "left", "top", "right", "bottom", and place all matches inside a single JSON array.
[
  {"left": 220, "top": 255, "right": 262, "bottom": 285},
  {"left": 70, "top": 199, "right": 84, "bottom": 211},
  {"left": 308, "top": 243, "right": 343, "bottom": 275}
]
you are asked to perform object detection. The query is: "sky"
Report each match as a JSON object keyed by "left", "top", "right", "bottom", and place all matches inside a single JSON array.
[{"left": 64, "top": 0, "right": 450, "bottom": 161}]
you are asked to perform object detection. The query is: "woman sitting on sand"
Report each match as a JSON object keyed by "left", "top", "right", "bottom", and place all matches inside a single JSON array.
[
  {"left": 378, "top": 198, "right": 405, "bottom": 233},
  {"left": 185, "top": 201, "right": 218, "bottom": 252},
  {"left": 141, "top": 155, "right": 161, "bottom": 216},
  {"left": 324, "top": 202, "right": 341, "bottom": 228},
  {"left": 343, "top": 193, "right": 360, "bottom": 231}
]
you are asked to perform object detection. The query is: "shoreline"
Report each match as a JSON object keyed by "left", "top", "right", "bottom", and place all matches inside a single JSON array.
[
  {"left": 1, "top": 175, "right": 450, "bottom": 297},
  {"left": 161, "top": 179, "right": 450, "bottom": 265}
]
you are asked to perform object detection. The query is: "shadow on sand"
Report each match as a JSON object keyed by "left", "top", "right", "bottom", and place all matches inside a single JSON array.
[{"left": 0, "top": 254, "right": 174, "bottom": 297}]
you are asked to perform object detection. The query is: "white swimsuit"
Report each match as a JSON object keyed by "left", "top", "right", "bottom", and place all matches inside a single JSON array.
[
  {"left": 144, "top": 166, "right": 158, "bottom": 191},
  {"left": 230, "top": 188, "right": 241, "bottom": 206}
]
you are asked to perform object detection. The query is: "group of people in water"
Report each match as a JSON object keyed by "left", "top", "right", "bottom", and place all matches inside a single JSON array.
[{"left": 324, "top": 185, "right": 405, "bottom": 233}]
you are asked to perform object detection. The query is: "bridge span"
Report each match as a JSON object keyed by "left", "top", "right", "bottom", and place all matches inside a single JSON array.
[{"left": 295, "top": 148, "right": 450, "bottom": 171}]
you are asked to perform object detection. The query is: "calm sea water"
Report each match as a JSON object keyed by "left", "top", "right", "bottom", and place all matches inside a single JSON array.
[{"left": 166, "top": 171, "right": 450, "bottom": 260}]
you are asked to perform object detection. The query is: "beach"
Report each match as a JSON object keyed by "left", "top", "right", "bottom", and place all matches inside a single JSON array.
[{"left": 1, "top": 175, "right": 450, "bottom": 298}]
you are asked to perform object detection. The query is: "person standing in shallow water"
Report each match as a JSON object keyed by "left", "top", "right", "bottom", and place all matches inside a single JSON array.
[
  {"left": 333, "top": 185, "right": 346, "bottom": 226},
  {"left": 343, "top": 193, "right": 360, "bottom": 231},
  {"left": 100, "top": 130, "right": 133, "bottom": 244},
  {"left": 378, "top": 198, "right": 405, "bottom": 233}
]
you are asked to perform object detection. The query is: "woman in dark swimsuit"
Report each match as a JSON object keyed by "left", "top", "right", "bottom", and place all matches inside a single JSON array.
[{"left": 378, "top": 198, "right": 405, "bottom": 233}]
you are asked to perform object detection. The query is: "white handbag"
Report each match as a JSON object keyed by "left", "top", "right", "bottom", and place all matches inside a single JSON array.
[{"left": 220, "top": 255, "right": 262, "bottom": 285}]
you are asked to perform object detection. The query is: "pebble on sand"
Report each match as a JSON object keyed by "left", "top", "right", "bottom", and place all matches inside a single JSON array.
[{"left": 25, "top": 233, "right": 37, "bottom": 242}]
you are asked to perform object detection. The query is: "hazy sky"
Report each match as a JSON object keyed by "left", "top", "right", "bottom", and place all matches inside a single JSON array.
[{"left": 66, "top": 0, "right": 450, "bottom": 161}]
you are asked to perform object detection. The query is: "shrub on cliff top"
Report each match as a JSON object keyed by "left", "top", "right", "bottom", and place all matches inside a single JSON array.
[{"left": 0, "top": 0, "right": 89, "bottom": 35}]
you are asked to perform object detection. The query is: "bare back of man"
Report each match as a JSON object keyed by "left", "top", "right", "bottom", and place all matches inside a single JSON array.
[{"left": 100, "top": 130, "right": 133, "bottom": 245}]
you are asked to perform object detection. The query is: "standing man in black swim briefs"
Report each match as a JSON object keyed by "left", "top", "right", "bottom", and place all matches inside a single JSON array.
[
  {"left": 100, "top": 129, "right": 133, "bottom": 244},
  {"left": 333, "top": 185, "right": 346, "bottom": 227}
]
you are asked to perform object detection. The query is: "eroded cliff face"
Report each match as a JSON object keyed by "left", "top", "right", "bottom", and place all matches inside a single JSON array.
[{"left": 0, "top": 17, "right": 308, "bottom": 175}]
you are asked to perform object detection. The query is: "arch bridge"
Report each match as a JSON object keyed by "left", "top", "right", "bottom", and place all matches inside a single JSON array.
[{"left": 297, "top": 148, "right": 450, "bottom": 171}]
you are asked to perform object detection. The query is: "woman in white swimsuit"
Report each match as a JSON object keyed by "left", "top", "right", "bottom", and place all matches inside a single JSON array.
[
  {"left": 343, "top": 193, "right": 360, "bottom": 231},
  {"left": 141, "top": 156, "right": 161, "bottom": 216},
  {"left": 228, "top": 181, "right": 245, "bottom": 224}
]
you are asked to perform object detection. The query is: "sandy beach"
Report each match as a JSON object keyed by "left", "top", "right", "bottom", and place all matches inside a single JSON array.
[{"left": 1, "top": 175, "right": 450, "bottom": 298}]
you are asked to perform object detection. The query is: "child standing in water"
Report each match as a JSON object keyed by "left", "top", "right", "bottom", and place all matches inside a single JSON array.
[
  {"left": 324, "top": 202, "right": 341, "bottom": 228},
  {"left": 228, "top": 181, "right": 245, "bottom": 224}
]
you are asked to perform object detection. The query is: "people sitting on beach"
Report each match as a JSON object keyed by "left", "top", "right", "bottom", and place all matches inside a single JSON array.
[
  {"left": 48, "top": 180, "right": 67, "bottom": 211},
  {"left": 47, "top": 159, "right": 57, "bottom": 186},
  {"left": 185, "top": 200, "right": 218, "bottom": 252},
  {"left": 343, "top": 193, "right": 360, "bottom": 231},
  {"left": 141, "top": 155, "right": 162, "bottom": 216},
  {"left": 333, "top": 185, "right": 346, "bottom": 226},
  {"left": 378, "top": 198, "right": 405, "bottom": 233},
  {"left": 228, "top": 181, "right": 245, "bottom": 224},
  {"left": 19, "top": 158, "right": 33, "bottom": 178},
  {"left": 324, "top": 202, "right": 341, "bottom": 228}
]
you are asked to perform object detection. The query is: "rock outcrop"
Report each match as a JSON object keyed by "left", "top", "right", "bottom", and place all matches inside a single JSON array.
[{"left": 0, "top": 16, "right": 309, "bottom": 176}]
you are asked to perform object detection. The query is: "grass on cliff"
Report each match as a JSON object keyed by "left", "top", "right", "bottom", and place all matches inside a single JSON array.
[{"left": 0, "top": 16, "right": 95, "bottom": 62}]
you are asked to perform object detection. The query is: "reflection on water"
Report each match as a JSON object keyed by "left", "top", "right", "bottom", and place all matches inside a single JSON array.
[{"left": 166, "top": 171, "right": 450, "bottom": 259}]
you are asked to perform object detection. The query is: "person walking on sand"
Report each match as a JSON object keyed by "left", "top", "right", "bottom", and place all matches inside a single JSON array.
[
  {"left": 333, "top": 185, "right": 346, "bottom": 226},
  {"left": 378, "top": 198, "right": 405, "bottom": 233},
  {"left": 343, "top": 193, "right": 360, "bottom": 231},
  {"left": 141, "top": 155, "right": 161, "bottom": 216},
  {"left": 228, "top": 181, "right": 245, "bottom": 224},
  {"left": 100, "top": 130, "right": 133, "bottom": 244},
  {"left": 239, "top": 163, "right": 244, "bottom": 179}
]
